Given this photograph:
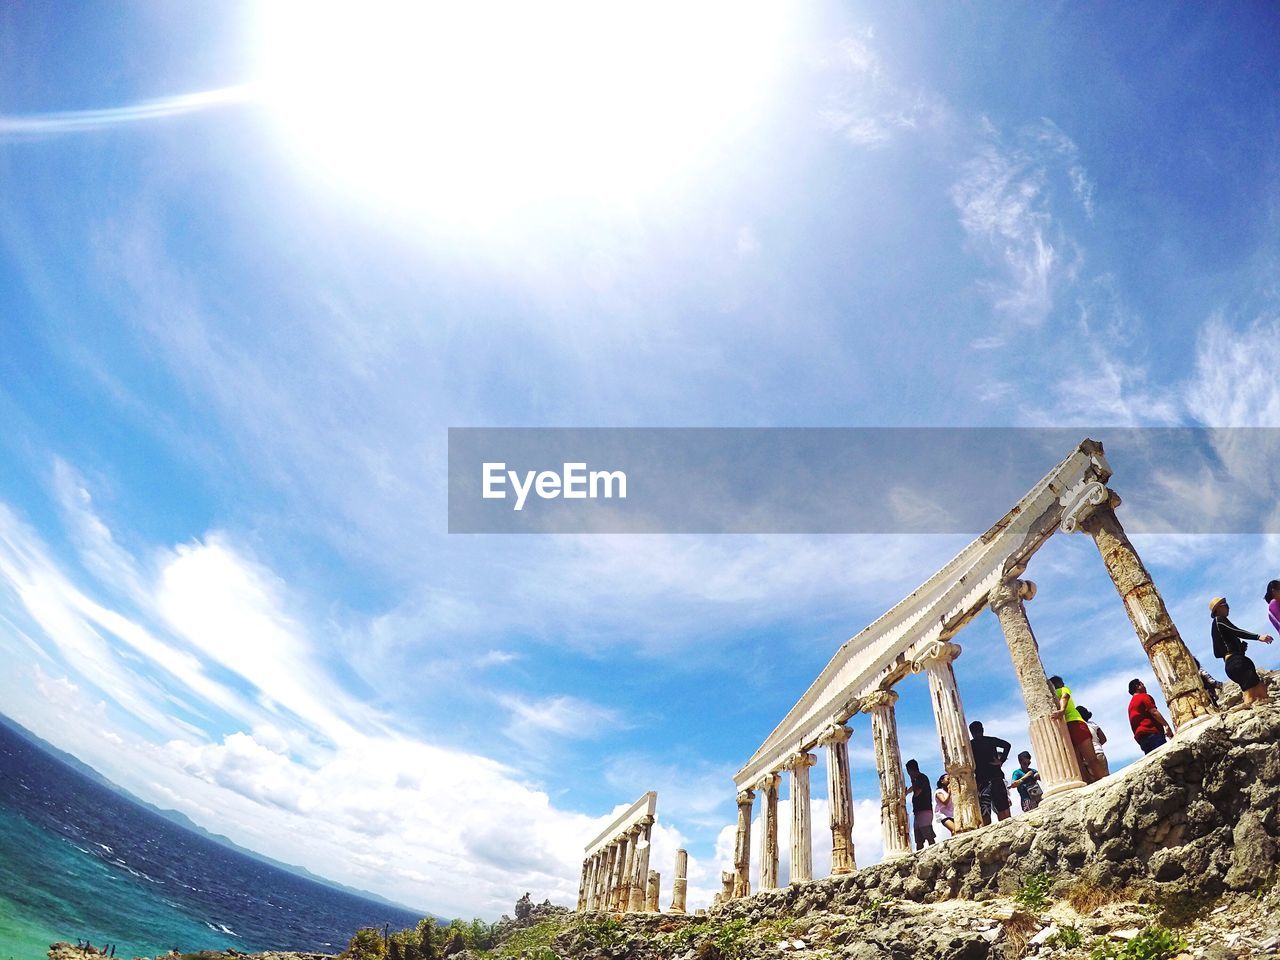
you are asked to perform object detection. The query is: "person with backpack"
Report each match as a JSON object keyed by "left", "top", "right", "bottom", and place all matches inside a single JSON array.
[{"left": 1210, "top": 596, "right": 1273, "bottom": 706}]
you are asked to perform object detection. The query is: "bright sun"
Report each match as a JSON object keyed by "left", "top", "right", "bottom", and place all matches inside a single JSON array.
[{"left": 255, "top": 1, "right": 794, "bottom": 227}]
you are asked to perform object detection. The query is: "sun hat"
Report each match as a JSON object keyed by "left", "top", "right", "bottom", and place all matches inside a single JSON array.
[{"left": 1209, "top": 596, "right": 1227, "bottom": 615}]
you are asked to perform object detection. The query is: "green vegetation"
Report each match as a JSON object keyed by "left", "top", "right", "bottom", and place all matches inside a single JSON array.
[
  {"left": 343, "top": 916, "right": 502, "bottom": 960},
  {"left": 655, "top": 917, "right": 785, "bottom": 960},
  {"left": 1044, "top": 925, "right": 1084, "bottom": 950},
  {"left": 1089, "top": 926, "right": 1187, "bottom": 960},
  {"left": 571, "top": 915, "right": 625, "bottom": 951},
  {"left": 341, "top": 927, "right": 388, "bottom": 960},
  {"left": 857, "top": 896, "right": 895, "bottom": 922},
  {"left": 1015, "top": 871, "right": 1054, "bottom": 912}
]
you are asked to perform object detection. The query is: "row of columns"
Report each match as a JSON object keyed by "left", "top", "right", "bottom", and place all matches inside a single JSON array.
[
  {"left": 580, "top": 838, "right": 689, "bottom": 914},
  {"left": 579, "top": 814, "right": 654, "bottom": 912},
  {"left": 722, "top": 492, "right": 1215, "bottom": 898}
]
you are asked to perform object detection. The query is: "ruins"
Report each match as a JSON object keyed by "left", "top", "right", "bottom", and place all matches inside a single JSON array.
[
  {"left": 579, "top": 791, "right": 659, "bottom": 913},
  {"left": 578, "top": 439, "right": 1218, "bottom": 913},
  {"left": 726, "top": 438, "right": 1215, "bottom": 896}
]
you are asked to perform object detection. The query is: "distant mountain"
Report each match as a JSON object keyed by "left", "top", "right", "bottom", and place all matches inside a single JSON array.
[{"left": 0, "top": 711, "right": 439, "bottom": 920}]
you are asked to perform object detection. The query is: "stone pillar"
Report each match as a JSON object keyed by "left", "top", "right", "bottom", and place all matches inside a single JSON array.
[
  {"left": 646, "top": 870, "right": 660, "bottom": 912},
  {"left": 719, "top": 870, "right": 734, "bottom": 903},
  {"left": 913, "top": 641, "right": 981, "bottom": 833},
  {"left": 590, "top": 852, "right": 605, "bottom": 910},
  {"left": 577, "top": 858, "right": 589, "bottom": 911},
  {"left": 616, "top": 827, "right": 638, "bottom": 912},
  {"left": 988, "top": 578, "right": 1086, "bottom": 797},
  {"left": 818, "top": 723, "right": 856, "bottom": 875},
  {"left": 670, "top": 848, "right": 688, "bottom": 914},
  {"left": 785, "top": 751, "right": 817, "bottom": 884},
  {"left": 732, "top": 789, "right": 754, "bottom": 897},
  {"left": 863, "top": 689, "right": 911, "bottom": 859},
  {"left": 1076, "top": 493, "right": 1216, "bottom": 730},
  {"left": 755, "top": 773, "right": 781, "bottom": 890},
  {"left": 629, "top": 816, "right": 654, "bottom": 912},
  {"left": 600, "top": 844, "right": 618, "bottom": 911}
]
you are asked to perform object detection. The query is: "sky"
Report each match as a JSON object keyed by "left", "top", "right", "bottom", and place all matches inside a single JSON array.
[{"left": 2, "top": 0, "right": 1280, "bottom": 921}]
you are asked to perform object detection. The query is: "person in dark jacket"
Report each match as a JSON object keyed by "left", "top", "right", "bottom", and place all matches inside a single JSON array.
[{"left": 1209, "top": 596, "right": 1273, "bottom": 706}]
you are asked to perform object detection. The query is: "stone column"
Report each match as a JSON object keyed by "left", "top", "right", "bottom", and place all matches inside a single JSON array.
[
  {"left": 617, "top": 827, "right": 638, "bottom": 912},
  {"left": 785, "top": 751, "right": 817, "bottom": 884},
  {"left": 913, "top": 641, "right": 981, "bottom": 833},
  {"left": 600, "top": 844, "right": 618, "bottom": 911},
  {"left": 988, "top": 577, "right": 1086, "bottom": 796},
  {"left": 578, "top": 858, "right": 589, "bottom": 911},
  {"left": 755, "top": 773, "right": 781, "bottom": 890},
  {"left": 732, "top": 789, "right": 755, "bottom": 897},
  {"left": 863, "top": 689, "right": 911, "bottom": 859},
  {"left": 670, "top": 848, "right": 688, "bottom": 914},
  {"left": 719, "top": 871, "right": 735, "bottom": 904},
  {"left": 818, "top": 723, "right": 856, "bottom": 875},
  {"left": 629, "top": 816, "right": 654, "bottom": 912},
  {"left": 1076, "top": 492, "right": 1216, "bottom": 730},
  {"left": 589, "top": 852, "right": 605, "bottom": 910},
  {"left": 646, "top": 870, "right": 660, "bottom": 912}
]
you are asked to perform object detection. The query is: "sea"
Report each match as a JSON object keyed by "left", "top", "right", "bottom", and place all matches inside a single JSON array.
[{"left": 0, "top": 718, "right": 426, "bottom": 959}]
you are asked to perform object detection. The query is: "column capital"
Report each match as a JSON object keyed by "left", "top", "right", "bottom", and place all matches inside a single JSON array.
[
  {"left": 753, "top": 771, "right": 781, "bottom": 793},
  {"left": 1059, "top": 479, "right": 1113, "bottom": 534},
  {"left": 736, "top": 788, "right": 756, "bottom": 807},
  {"left": 638, "top": 814, "right": 655, "bottom": 829},
  {"left": 817, "top": 722, "right": 853, "bottom": 748},
  {"left": 783, "top": 750, "right": 818, "bottom": 771},
  {"left": 910, "top": 640, "right": 962, "bottom": 673},
  {"left": 861, "top": 688, "right": 899, "bottom": 712},
  {"left": 625, "top": 823, "right": 643, "bottom": 839},
  {"left": 989, "top": 577, "right": 1037, "bottom": 611}
]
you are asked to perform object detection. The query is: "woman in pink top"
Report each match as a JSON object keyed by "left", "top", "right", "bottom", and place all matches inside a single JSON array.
[{"left": 1267, "top": 580, "right": 1280, "bottom": 635}]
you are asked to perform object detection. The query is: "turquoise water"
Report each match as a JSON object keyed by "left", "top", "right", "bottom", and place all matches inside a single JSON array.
[
  {"left": 0, "top": 719, "right": 425, "bottom": 960},
  {"left": 0, "top": 800, "right": 233, "bottom": 959}
]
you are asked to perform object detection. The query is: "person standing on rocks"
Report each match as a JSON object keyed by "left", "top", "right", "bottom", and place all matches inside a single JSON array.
[
  {"left": 934, "top": 773, "right": 956, "bottom": 836},
  {"left": 1265, "top": 580, "right": 1280, "bottom": 636},
  {"left": 1009, "top": 751, "right": 1042, "bottom": 812},
  {"left": 1127, "top": 678, "right": 1173, "bottom": 754},
  {"left": 1050, "top": 675, "right": 1098, "bottom": 783},
  {"left": 905, "top": 759, "right": 937, "bottom": 848},
  {"left": 1077, "top": 706, "right": 1111, "bottom": 778},
  {"left": 1210, "top": 596, "right": 1273, "bottom": 706},
  {"left": 968, "top": 721, "right": 1012, "bottom": 824}
]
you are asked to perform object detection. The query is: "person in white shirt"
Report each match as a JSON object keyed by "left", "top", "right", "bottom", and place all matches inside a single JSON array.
[{"left": 1077, "top": 706, "right": 1110, "bottom": 778}]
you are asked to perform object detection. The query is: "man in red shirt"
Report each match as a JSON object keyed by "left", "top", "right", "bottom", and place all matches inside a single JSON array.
[{"left": 1128, "top": 678, "right": 1174, "bottom": 754}]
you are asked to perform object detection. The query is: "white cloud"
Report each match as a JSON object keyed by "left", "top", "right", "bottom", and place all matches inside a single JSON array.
[
  {"left": 951, "top": 118, "right": 1095, "bottom": 329},
  {"left": 821, "top": 30, "right": 950, "bottom": 147}
]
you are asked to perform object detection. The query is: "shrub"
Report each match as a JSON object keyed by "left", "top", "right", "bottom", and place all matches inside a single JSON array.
[
  {"left": 1045, "top": 925, "right": 1084, "bottom": 950},
  {"left": 342, "top": 927, "right": 388, "bottom": 960},
  {"left": 1015, "top": 872, "right": 1054, "bottom": 912},
  {"left": 1090, "top": 926, "right": 1186, "bottom": 960}
]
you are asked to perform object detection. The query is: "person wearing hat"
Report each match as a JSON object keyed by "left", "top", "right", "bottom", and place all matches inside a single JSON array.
[{"left": 1210, "top": 596, "right": 1273, "bottom": 706}]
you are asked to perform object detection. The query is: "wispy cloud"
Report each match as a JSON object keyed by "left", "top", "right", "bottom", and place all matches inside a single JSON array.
[
  {"left": 951, "top": 121, "right": 1088, "bottom": 327},
  {"left": 820, "top": 28, "right": 950, "bottom": 147}
]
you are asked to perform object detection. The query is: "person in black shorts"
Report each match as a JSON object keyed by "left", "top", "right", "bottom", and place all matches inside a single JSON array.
[
  {"left": 1210, "top": 596, "right": 1273, "bottom": 706},
  {"left": 968, "top": 720, "right": 1012, "bottom": 825},
  {"left": 904, "top": 759, "right": 937, "bottom": 849}
]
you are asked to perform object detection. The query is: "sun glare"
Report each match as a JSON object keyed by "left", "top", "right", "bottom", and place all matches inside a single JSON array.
[{"left": 255, "top": 1, "right": 794, "bottom": 227}]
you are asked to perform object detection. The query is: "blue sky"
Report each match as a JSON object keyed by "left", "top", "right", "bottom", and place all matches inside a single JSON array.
[{"left": 2, "top": 0, "right": 1280, "bottom": 920}]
